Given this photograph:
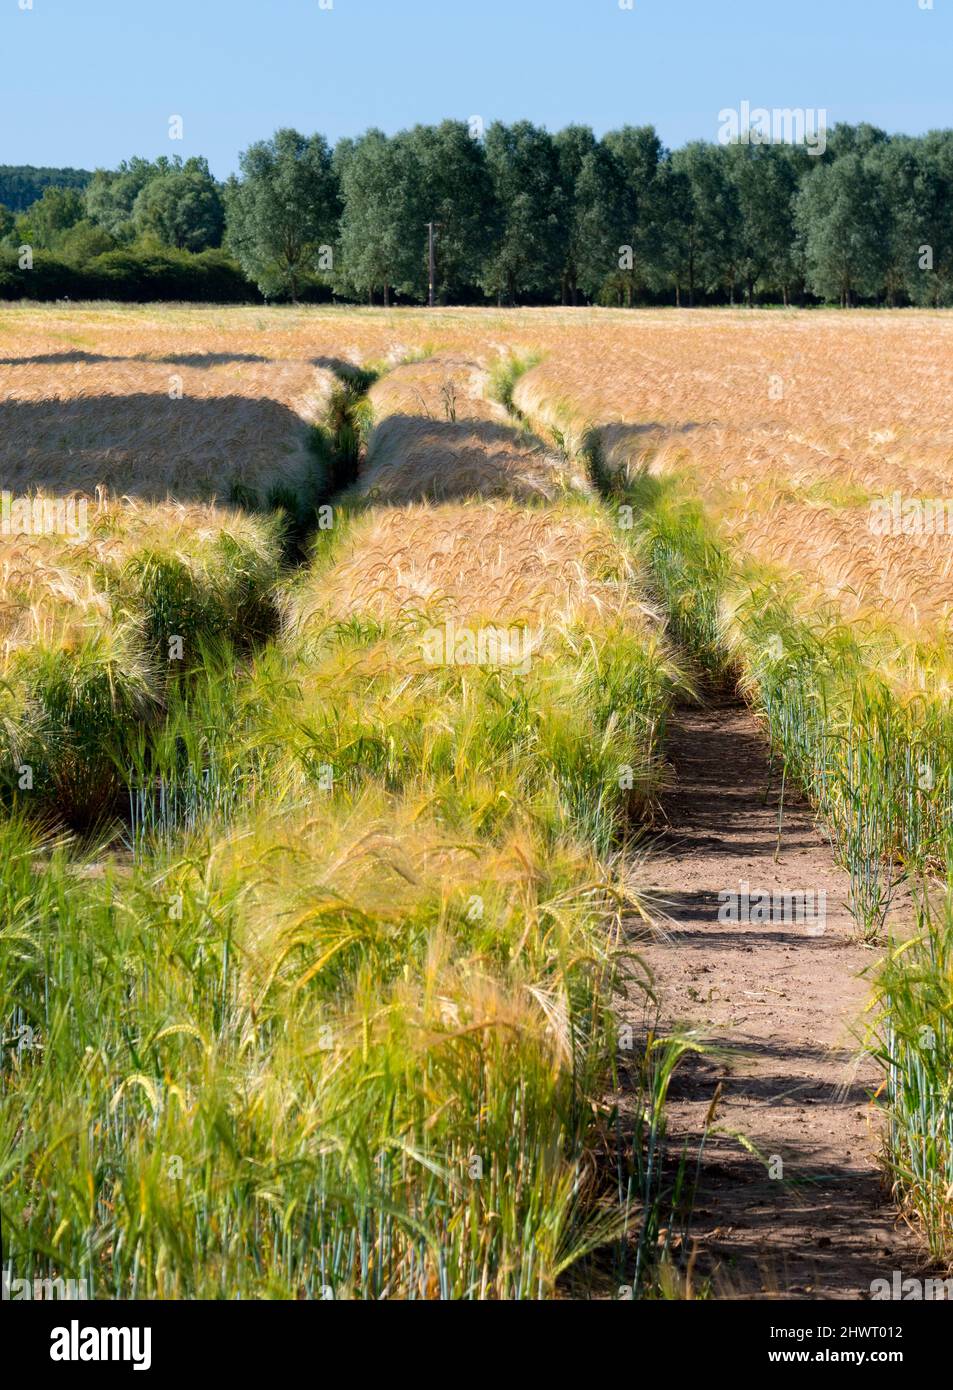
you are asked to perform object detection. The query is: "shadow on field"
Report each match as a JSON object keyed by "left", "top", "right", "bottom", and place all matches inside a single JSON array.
[
  {"left": 0, "top": 350, "right": 271, "bottom": 368},
  {"left": 0, "top": 392, "right": 311, "bottom": 501},
  {"left": 591, "top": 420, "right": 706, "bottom": 477},
  {"left": 311, "top": 355, "right": 364, "bottom": 378},
  {"left": 0, "top": 351, "right": 120, "bottom": 366},
  {"left": 645, "top": 1043, "right": 914, "bottom": 1300},
  {"left": 359, "top": 414, "right": 566, "bottom": 505},
  {"left": 147, "top": 352, "right": 270, "bottom": 368}
]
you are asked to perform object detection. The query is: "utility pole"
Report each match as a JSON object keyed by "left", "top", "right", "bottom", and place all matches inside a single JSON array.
[{"left": 425, "top": 222, "right": 440, "bottom": 307}]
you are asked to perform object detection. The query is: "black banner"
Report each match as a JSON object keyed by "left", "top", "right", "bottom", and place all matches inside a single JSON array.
[{"left": 2, "top": 1297, "right": 945, "bottom": 1377}]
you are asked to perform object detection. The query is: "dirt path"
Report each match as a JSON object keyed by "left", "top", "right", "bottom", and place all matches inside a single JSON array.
[{"left": 629, "top": 697, "right": 923, "bottom": 1299}]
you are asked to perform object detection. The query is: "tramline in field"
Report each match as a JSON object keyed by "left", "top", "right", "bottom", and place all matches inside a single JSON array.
[{"left": 1, "top": 304, "right": 951, "bottom": 1297}]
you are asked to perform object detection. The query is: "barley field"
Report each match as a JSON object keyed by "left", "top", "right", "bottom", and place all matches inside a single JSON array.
[{"left": 1, "top": 304, "right": 951, "bottom": 1297}]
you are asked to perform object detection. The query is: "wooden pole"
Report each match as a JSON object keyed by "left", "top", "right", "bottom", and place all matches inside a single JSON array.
[{"left": 425, "top": 222, "right": 437, "bottom": 307}]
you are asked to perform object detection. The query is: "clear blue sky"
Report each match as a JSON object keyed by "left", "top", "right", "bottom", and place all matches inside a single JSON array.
[{"left": 3, "top": 0, "right": 951, "bottom": 177}]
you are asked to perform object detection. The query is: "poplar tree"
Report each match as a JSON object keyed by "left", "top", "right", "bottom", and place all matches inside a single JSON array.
[{"left": 226, "top": 130, "right": 338, "bottom": 302}]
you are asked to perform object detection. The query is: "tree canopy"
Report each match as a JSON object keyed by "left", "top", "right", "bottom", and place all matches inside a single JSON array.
[
  {"left": 7, "top": 122, "right": 953, "bottom": 307},
  {"left": 225, "top": 130, "right": 338, "bottom": 302}
]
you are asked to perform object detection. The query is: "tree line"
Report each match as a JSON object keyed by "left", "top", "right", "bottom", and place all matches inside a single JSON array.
[
  {"left": 0, "top": 164, "right": 91, "bottom": 214},
  {"left": 3, "top": 121, "right": 953, "bottom": 307}
]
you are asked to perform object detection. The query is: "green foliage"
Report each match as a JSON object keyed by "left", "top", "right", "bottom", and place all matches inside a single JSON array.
[
  {"left": 669, "top": 142, "right": 742, "bottom": 305},
  {"left": 84, "top": 156, "right": 189, "bottom": 243},
  {"left": 487, "top": 349, "right": 543, "bottom": 416},
  {"left": 0, "top": 800, "right": 631, "bottom": 1298},
  {"left": 105, "top": 525, "right": 282, "bottom": 659},
  {"left": 645, "top": 159, "right": 695, "bottom": 307},
  {"left": 314, "top": 377, "right": 376, "bottom": 494},
  {"left": 14, "top": 185, "right": 85, "bottom": 251},
  {"left": 55, "top": 219, "right": 117, "bottom": 266},
  {"left": 796, "top": 153, "right": 889, "bottom": 305},
  {"left": 0, "top": 164, "right": 91, "bottom": 214},
  {"left": 725, "top": 143, "right": 804, "bottom": 304},
  {"left": 872, "top": 132, "right": 953, "bottom": 307},
  {"left": 0, "top": 516, "right": 285, "bottom": 829},
  {"left": 601, "top": 126, "right": 666, "bottom": 305},
  {"left": 569, "top": 144, "right": 628, "bottom": 305},
  {"left": 131, "top": 160, "right": 224, "bottom": 252},
  {"left": 0, "top": 500, "right": 684, "bottom": 1297},
  {"left": 9, "top": 123, "right": 953, "bottom": 306},
  {"left": 871, "top": 899, "right": 953, "bottom": 1262},
  {"left": 0, "top": 250, "right": 89, "bottom": 299},
  {"left": 591, "top": 449, "right": 953, "bottom": 937},
  {"left": 481, "top": 122, "right": 567, "bottom": 305},
  {"left": 334, "top": 129, "right": 422, "bottom": 304},
  {"left": 401, "top": 121, "right": 497, "bottom": 303},
  {"left": 3, "top": 626, "right": 159, "bottom": 826},
  {"left": 0, "top": 246, "right": 257, "bottom": 302},
  {"left": 225, "top": 130, "right": 338, "bottom": 302},
  {"left": 581, "top": 443, "right": 953, "bottom": 1259}
]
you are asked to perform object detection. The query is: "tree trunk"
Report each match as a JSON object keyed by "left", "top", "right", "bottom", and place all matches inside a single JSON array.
[
  {"left": 675, "top": 283, "right": 681, "bottom": 309},
  {"left": 383, "top": 284, "right": 390, "bottom": 308}
]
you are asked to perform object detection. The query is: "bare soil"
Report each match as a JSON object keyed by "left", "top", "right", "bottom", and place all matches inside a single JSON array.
[{"left": 628, "top": 697, "right": 925, "bottom": 1299}]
